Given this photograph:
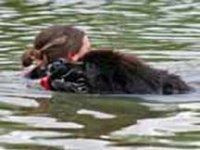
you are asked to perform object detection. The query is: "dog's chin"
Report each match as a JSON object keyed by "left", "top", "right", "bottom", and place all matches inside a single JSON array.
[{"left": 21, "top": 64, "right": 37, "bottom": 77}]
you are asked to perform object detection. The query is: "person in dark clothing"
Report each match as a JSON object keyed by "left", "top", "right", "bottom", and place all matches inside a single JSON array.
[{"left": 21, "top": 25, "right": 191, "bottom": 94}]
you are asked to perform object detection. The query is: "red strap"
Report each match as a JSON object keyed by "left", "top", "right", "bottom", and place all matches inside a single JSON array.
[{"left": 40, "top": 76, "right": 50, "bottom": 90}]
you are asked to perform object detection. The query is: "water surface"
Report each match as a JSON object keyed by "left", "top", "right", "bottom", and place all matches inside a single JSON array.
[{"left": 0, "top": 0, "right": 200, "bottom": 149}]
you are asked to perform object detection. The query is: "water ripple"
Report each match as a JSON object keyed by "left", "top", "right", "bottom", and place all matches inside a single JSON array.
[{"left": 0, "top": 0, "right": 200, "bottom": 149}]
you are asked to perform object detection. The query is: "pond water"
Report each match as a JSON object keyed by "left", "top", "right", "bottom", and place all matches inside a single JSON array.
[{"left": 0, "top": 0, "right": 200, "bottom": 149}]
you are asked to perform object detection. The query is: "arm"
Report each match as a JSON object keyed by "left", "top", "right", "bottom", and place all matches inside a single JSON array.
[{"left": 40, "top": 58, "right": 89, "bottom": 93}]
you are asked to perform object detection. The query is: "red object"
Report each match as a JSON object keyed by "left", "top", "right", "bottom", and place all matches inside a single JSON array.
[
  {"left": 66, "top": 52, "right": 76, "bottom": 60},
  {"left": 40, "top": 76, "right": 51, "bottom": 90}
]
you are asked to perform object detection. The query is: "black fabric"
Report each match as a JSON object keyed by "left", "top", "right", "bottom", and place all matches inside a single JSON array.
[{"left": 48, "top": 58, "right": 90, "bottom": 93}]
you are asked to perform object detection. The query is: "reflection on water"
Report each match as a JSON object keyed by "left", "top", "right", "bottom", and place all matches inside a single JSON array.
[{"left": 0, "top": 0, "right": 200, "bottom": 149}]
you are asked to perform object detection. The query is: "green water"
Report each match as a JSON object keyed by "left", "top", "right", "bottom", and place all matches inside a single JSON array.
[{"left": 0, "top": 0, "right": 200, "bottom": 149}]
